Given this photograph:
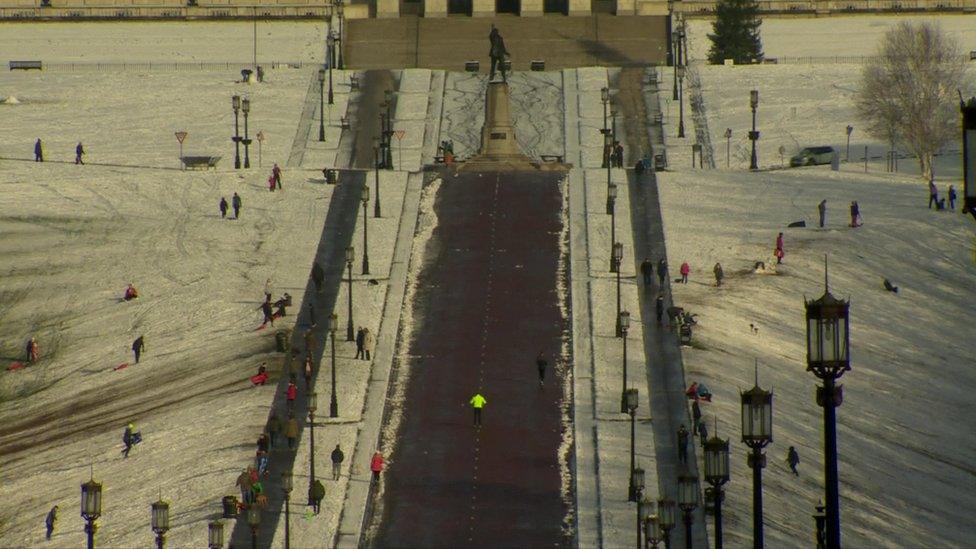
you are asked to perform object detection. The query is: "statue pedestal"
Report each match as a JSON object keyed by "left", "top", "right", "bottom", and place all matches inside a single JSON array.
[{"left": 479, "top": 81, "right": 521, "bottom": 158}]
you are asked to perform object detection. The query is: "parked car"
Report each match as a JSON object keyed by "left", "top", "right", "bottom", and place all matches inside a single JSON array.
[{"left": 790, "top": 146, "right": 836, "bottom": 167}]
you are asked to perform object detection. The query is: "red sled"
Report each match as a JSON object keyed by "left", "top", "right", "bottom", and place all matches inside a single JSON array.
[
  {"left": 250, "top": 372, "right": 269, "bottom": 386},
  {"left": 114, "top": 362, "right": 130, "bottom": 371},
  {"left": 7, "top": 361, "right": 25, "bottom": 371}
]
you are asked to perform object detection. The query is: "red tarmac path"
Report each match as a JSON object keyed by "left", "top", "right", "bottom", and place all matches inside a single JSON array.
[{"left": 372, "top": 170, "right": 571, "bottom": 548}]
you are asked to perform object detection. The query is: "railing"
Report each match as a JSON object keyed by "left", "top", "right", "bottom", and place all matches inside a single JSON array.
[{"left": 33, "top": 60, "right": 309, "bottom": 71}]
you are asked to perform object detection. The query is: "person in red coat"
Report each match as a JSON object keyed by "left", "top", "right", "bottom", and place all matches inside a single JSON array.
[
  {"left": 370, "top": 451, "right": 384, "bottom": 484},
  {"left": 679, "top": 262, "right": 690, "bottom": 284},
  {"left": 286, "top": 378, "right": 298, "bottom": 411},
  {"left": 775, "top": 232, "right": 785, "bottom": 264}
]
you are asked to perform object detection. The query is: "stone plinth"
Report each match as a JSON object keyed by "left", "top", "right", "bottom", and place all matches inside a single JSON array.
[{"left": 479, "top": 81, "right": 521, "bottom": 158}]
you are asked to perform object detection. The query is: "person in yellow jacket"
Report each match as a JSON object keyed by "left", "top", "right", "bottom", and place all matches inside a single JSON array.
[{"left": 470, "top": 393, "right": 487, "bottom": 426}]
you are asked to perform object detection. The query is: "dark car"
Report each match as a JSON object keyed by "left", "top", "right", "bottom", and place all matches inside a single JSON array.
[{"left": 790, "top": 146, "right": 836, "bottom": 167}]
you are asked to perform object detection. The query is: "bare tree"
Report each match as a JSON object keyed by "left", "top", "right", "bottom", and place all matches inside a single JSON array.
[{"left": 856, "top": 22, "right": 968, "bottom": 181}]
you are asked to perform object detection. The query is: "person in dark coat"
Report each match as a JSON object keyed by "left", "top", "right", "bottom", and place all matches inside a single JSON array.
[
  {"left": 677, "top": 425, "right": 689, "bottom": 463},
  {"left": 219, "top": 197, "right": 228, "bottom": 218},
  {"left": 268, "top": 410, "right": 281, "bottom": 449},
  {"left": 34, "top": 138, "right": 43, "bottom": 162},
  {"left": 787, "top": 446, "right": 800, "bottom": 476},
  {"left": 122, "top": 423, "right": 135, "bottom": 458},
  {"left": 259, "top": 300, "right": 274, "bottom": 326},
  {"left": 656, "top": 294, "right": 665, "bottom": 325},
  {"left": 132, "top": 335, "right": 145, "bottom": 364},
  {"left": 640, "top": 258, "right": 653, "bottom": 286},
  {"left": 536, "top": 351, "right": 548, "bottom": 388},
  {"left": 883, "top": 278, "right": 899, "bottom": 294},
  {"left": 713, "top": 262, "right": 724, "bottom": 286},
  {"left": 272, "top": 163, "right": 282, "bottom": 189},
  {"left": 45, "top": 505, "right": 58, "bottom": 540},
  {"left": 928, "top": 180, "right": 939, "bottom": 209},
  {"left": 311, "top": 479, "right": 325, "bottom": 514},
  {"left": 285, "top": 413, "right": 298, "bottom": 449},
  {"left": 691, "top": 399, "right": 701, "bottom": 429},
  {"left": 850, "top": 201, "right": 861, "bottom": 227},
  {"left": 696, "top": 419, "right": 708, "bottom": 441},
  {"left": 355, "top": 327, "right": 365, "bottom": 360},
  {"left": 232, "top": 192, "right": 242, "bottom": 219},
  {"left": 614, "top": 143, "right": 624, "bottom": 168},
  {"left": 312, "top": 262, "right": 324, "bottom": 293},
  {"left": 948, "top": 185, "right": 957, "bottom": 210},
  {"left": 257, "top": 433, "right": 269, "bottom": 453},
  {"left": 75, "top": 142, "right": 84, "bottom": 165},
  {"left": 331, "top": 444, "right": 345, "bottom": 480},
  {"left": 657, "top": 258, "right": 668, "bottom": 287},
  {"left": 818, "top": 199, "right": 827, "bottom": 227}
]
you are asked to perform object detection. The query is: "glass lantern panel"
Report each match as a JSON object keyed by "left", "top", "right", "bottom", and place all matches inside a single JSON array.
[
  {"left": 808, "top": 318, "right": 821, "bottom": 363},
  {"left": 837, "top": 317, "right": 849, "bottom": 363}
]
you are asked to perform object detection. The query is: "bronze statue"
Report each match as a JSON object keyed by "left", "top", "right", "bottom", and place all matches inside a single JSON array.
[{"left": 488, "top": 25, "right": 509, "bottom": 82}]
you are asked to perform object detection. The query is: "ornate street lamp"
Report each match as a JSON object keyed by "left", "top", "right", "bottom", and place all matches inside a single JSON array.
[
  {"left": 361, "top": 185, "right": 370, "bottom": 275},
  {"left": 741, "top": 369, "right": 773, "bottom": 549},
  {"left": 806, "top": 262, "right": 850, "bottom": 549},
  {"left": 749, "top": 90, "right": 760, "bottom": 171},
  {"left": 207, "top": 520, "right": 224, "bottom": 549},
  {"left": 282, "top": 470, "right": 293, "bottom": 549},
  {"left": 704, "top": 428, "right": 731, "bottom": 549},
  {"left": 345, "top": 246, "right": 354, "bottom": 341},
  {"left": 625, "top": 388, "right": 640, "bottom": 500},
  {"left": 672, "top": 30, "right": 680, "bottom": 100},
  {"left": 231, "top": 95, "right": 242, "bottom": 169},
  {"left": 373, "top": 137, "right": 382, "bottom": 217},
  {"left": 247, "top": 506, "right": 260, "bottom": 549},
  {"left": 151, "top": 499, "right": 170, "bottom": 549},
  {"left": 658, "top": 497, "right": 676, "bottom": 549},
  {"left": 676, "top": 65, "right": 686, "bottom": 139},
  {"left": 326, "top": 33, "right": 335, "bottom": 105},
  {"left": 631, "top": 465, "right": 645, "bottom": 508},
  {"left": 307, "top": 392, "right": 318, "bottom": 505},
  {"left": 601, "top": 86, "right": 611, "bottom": 168},
  {"left": 724, "top": 128, "right": 732, "bottom": 168},
  {"left": 645, "top": 514, "right": 662, "bottom": 549},
  {"left": 619, "top": 312, "right": 631, "bottom": 413},
  {"left": 241, "top": 96, "right": 252, "bottom": 169},
  {"left": 80, "top": 477, "right": 102, "bottom": 549},
  {"left": 335, "top": 0, "right": 345, "bottom": 69},
  {"left": 328, "top": 313, "right": 339, "bottom": 418},
  {"left": 318, "top": 69, "right": 326, "bottom": 141},
  {"left": 613, "top": 242, "right": 624, "bottom": 333},
  {"left": 609, "top": 185, "right": 619, "bottom": 274},
  {"left": 813, "top": 501, "right": 827, "bottom": 549},
  {"left": 678, "top": 474, "right": 699, "bottom": 549},
  {"left": 637, "top": 495, "right": 652, "bottom": 549}
]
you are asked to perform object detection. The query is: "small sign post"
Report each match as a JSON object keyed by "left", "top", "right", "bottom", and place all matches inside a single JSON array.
[
  {"left": 256, "top": 131, "right": 266, "bottom": 167},
  {"left": 175, "top": 131, "right": 188, "bottom": 170},
  {"left": 394, "top": 129, "right": 406, "bottom": 171}
]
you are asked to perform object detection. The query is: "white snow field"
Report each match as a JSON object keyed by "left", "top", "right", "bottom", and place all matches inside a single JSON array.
[{"left": 652, "top": 14, "right": 976, "bottom": 549}]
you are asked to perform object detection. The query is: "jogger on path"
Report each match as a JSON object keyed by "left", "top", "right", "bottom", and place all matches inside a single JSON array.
[
  {"left": 470, "top": 393, "right": 487, "bottom": 426},
  {"left": 536, "top": 351, "right": 548, "bottom": 388}
]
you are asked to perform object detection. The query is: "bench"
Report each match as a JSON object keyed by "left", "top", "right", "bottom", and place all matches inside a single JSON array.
[
  {"left": 181, "top": 156, "right": 221, "bottom": 170},
  {"left": 10, "top": 61, "right": 42, "bottom": 71}
]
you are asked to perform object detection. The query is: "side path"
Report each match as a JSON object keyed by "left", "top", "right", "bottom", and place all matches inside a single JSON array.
[
  {"left": 227, "top": 172, "right": 365, "bottom": 548},
  {"left": 627, "top": 169, "right": 708, "bottom": 547}
]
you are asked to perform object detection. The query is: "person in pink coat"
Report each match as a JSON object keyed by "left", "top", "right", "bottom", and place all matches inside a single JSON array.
[
  {"left": 286, "top": 378, "right": 298, "bottom": 411},
  {"left": 775, "top": 232, "right": 785, "bottom": 264},
  {"left": 370, "top": 451, "right": 384, "bottom": 484},
  {"left": 679, "top": 262, "right": 690, "bottom": 284}
]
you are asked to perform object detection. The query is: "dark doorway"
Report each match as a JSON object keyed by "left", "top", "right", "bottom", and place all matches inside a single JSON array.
[
  {"left": 543, "top": 0, "right": 567, "bottom": 13},
  {"left": 448, "top": 0, "right": 472, "bottom": 15},
  {"left": 496, "top": 0, "right": 519, "bottom": 14}
]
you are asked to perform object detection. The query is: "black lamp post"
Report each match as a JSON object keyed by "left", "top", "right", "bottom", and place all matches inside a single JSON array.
[
  {"left": 749, "top": 90, "right": 760, "bottom": 171},
  {"left": 151, "top": 499, "right": 169, "bottom": 549},
  {"left": 658, "top": 497, "right": 676, "bottom": 549},
  {"left": 625, "top": 388, "right": 640, "bottom": 499},
  {"left": 232, "top": 95, "right": 242, "bottom": 169},
  {"left": 328, "top": 313, "right": 339, "bottom": 418},
  {"left": 601, "top": 87, "right": 610, "bottom": 168},
  {"left": 724, "top": 128, "right": 732, "bottom": 168},
  {"left": 806, "top": 264, "right": 850, "bottom": 549},
  {"left": 619, "top": 312, "right": 631, "bottom": 413},
  {"left": 318, "top": 69, "right": 327, "bottom": 141},
  {"left": 242, "top": 96, "right": 251, "bottom": 169},
  {"left": 813, "top": 501, "right": 827, "bottom": 549},
  {"left": 379, "top": 111, "right": 389, "bottom": 169},
  {"left": 678, "top": 24, "right": 686, "bottom": 66},
  {"left": 345, "top": 246, "right": 354, "bottom": 341},
  {"left": 845, "top": 125, "right": 854, "bottom": 162},
  {"left": 676, "top": 65, "right": 686, "bottom": 139},
  {"left": 80, "top": 477, "right": 102, "bottom": 549},
  {"left": 611, "top": 108, "right": 618, "bottom": 144},
  {"left": 645, "top": 514, "right": 662, "bottom": 549},
  {"left": 207, "top": 520, "right": 224, "bottom": 549},
  {"left": 282, "top": 470, "right": 293, "bottom": 549},
  {"left": 632, "top": 477, "right": 646, "bottom": 548},
  {"left": 373, "top": 137, "right": 382, "bottom": 217},
  {"left": 383, "top": 90, "right": 394, "bottom": 169},
  {"left": 678, "top": 474, "right": 699, "bottom": 549},
  {"left": 741, "top": 372, "right": 773, "bottom": 549},
  {"left": 361, "top": 185, "right": 370, "bottom": 275},
  {"left": 704, "top": 431, "right": 731, "bottom": 549},
  {"left": 672, "top": 30, "right": 680, "bottom": 101},
  {"left": 247, "top": 506, "right": 260, "bottom": 549},
  {"left": 608, "top": 185, "right": 618, "bottom": 272},
  {"left": 335, "top": 0, "right": 344, "bottom": 69},
  {"left": 326, "top": 34, "right": 335, "bottom": 105},
  {"left": 306, "top": 392, "right": 317, "bottom": 505}
]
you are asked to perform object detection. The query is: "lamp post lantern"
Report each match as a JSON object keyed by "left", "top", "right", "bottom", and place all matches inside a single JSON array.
[
  {"left": 151, "top": 499, "right": 170, "bottom": 549},
  {"left": 361, "top": 185, "right": 370, "bottom": 275},
  {"left": 676, "top": 65, "right": 686, "bottom": 139},
  {"left": 282, "top": 470, "right": 293, "bottom": 549},
  {"left": 631, "top": 465, "right": 645, "bottom": 510},
  {"left": 247, "top": 506, "right": 260, "bottom": 549},
  {"left": 80, "top": 477, "right": 102, "bottom": 549},
  {"left": 241, "top": 96, "right": 252, "bottom": 169},
  {"left": 619, "top": 312, "right": 631, "bottom": 413},
  {"left": 208, "top": 520, "right": 224, "bottom": 549},
  {"left": 345, "top": 246, "right": 354, "bottom": 342},
  {"left": 318, "top": 69, "right": 327, "bottom": 141},
  {"left": 749, "top": 90, "right": 760, "bottom": 171},
  {"left": 704, "top": 431, "right": 731, "bottom": 549},
  {"left": 335, "top": 0, "right": 344, "bottom": 69},
  {"left": 672, "top": 30, "right": 680, "bottom": 100},
  {"left": 741, "top": 371, "right": 773, "bottom": 549},
  {"left": 232, "top": 95, "right": 242, "bottom": 169},
  {"left": 328, "top": 313, "right": 339, "bottom": 418},
  {"left": 658, "top": 497, "right": 676, "bottom": 549},
  {"left": 625, "top": 388, "right": 640, "bottom": 500},
  {"left": 373, "top": 137, "right": 382, "bottom": 218},
  {"left": 813, "top": 501, "right": 827, "bottom": 549},
  {"left": 326, "top": 33, "right": 335, "bottom": 105},
  {"left": 645, "top": 514, "right": 662, "bottom": 549},
  {"left": 678, "top": 474, "right": 699, "bottom": 549},
  {"left": 306, "top": 392, "right": 318, "bottom": 505},
  {"left": 806, "top": 263, "right": 850, "bottom": 549}
]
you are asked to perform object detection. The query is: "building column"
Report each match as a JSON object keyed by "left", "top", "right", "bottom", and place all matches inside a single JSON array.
[
  {"left": 568, "top": 0, "right": 590, "bottom": 16},
  {"left": 472, "top": 0, "right": 495, "bottom": 16},
  {"left": 376, "top": 0, "right": 400, "bottom": 17},
  {"left": 425, "top": 0, "right": 447, "bottom": 17},
  {"left": 521, "top": 0, "right": 543, "bottom": 16}
]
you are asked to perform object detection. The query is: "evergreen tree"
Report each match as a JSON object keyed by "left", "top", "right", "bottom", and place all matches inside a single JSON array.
[{"left": 707, "top": 0, "right": 764, "bottom": 65}]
